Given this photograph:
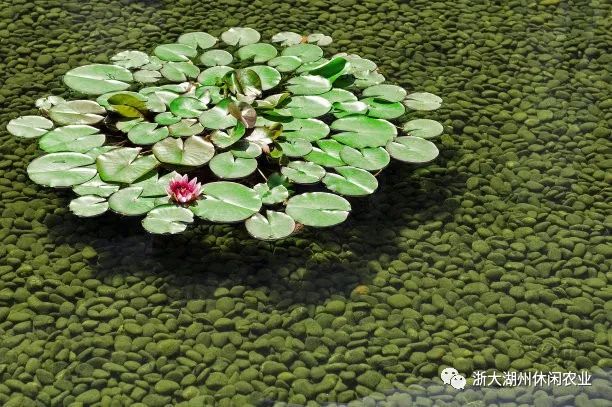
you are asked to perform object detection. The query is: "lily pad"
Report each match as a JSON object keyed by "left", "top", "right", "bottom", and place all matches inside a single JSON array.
[
  {"left": 403, "top": 92, "right": 443, "bottom": 111},
  {"left": 197, "top": 66, "right": 234, "bottom": 86},
  {"left": 402, "top": 119, "right": 444, "bottom": 139},
  {"left": 319, "top": 88, "right": 358, "bottom": 104},
  {"left": 271, "top": 32, "right": 303, "bottom": 46},
  {"left": 237, "top": 43, "right": 278, "bottom": 63},
  {"left": 331, "top": 116, "right": 397, "bottom": 148},
  {"left": 354, "top": 71, "right": 385, "bottom": 88},
  {"left": 170, "top": 96, "right": 208, "bottom": 118},
  {"left": 153, "top": 136, "right": 215, "bottom": 166},
  {"left": 282, "top": 43, "right": 324, "bottom": 63},
  {"left": 249, "top": 65, "right": 282, "bottom": 90},
  {"left": 253, "top": 183, "right": 289, "bottom": 205},
  {"left": 230, "top": 140, "right": 262, "bottom": 159},
  {"left": 385, "top": 136, "right": 439, "bottom": 163},
  {"left": 199, "top": 99, "right": 238, "bottom": 129},
  {"left": 306, "top": 33, "right": 333, "bottom": 46},
  {"left": 286, "top": 75, "right": 332, "bottom": 95},
  {"left": 278, "top": 138, "right": 312, "bottom": 157},
  {"left": 128, "top": 122, "right": 169, "bottom": 145},
  {"left": 154, "top": 43, "right": 197, "bottom": 62},
  {"left": 7, "top": 115, "right": 54, "bottom": 138},
  {"left": 64, "top": 64, "right": 133, "bottom": 95},
  {"left": 221, "top": 27, "right": 261, "bottom": 46},
  {"left": 72, "top": 174, "right": 120, "bottom": 197},
  {"left": 39, "top": 125, "right": 105, "bottom": 153},
  {"left": 27, "top": 152, "right": 96, "bottom": 187},
  {"left": 160, "top": 62, "right": 200, "bottom": 82},
  {"left": 268, "top": 55, "right": 302, "bottom": 72},
  {"left": 282, "top": 119, "right": 330, "bottom": 142},
  {"left": 210, "top": 123, "right": 246, "bottom": 148},
  {"left": 339, "top": 146, "right": 390, "bottom": 171},
  {"left": 286, "top": 192, "right": 350, "bottom": 227},
  {"left": 309, "top": 57, "right": 347, "bottom": 80},
  {"left": 49, "top": 100, "right": 106, "bottom": 125},
  {"left": 209, "top": 152, "right": 257, "bottom": 179},
  {"left": 245, "top": 211, "right": 295, "bottom": 240},
  {"left": 362, "top": 84, "right": 407, "bottom": 102},
  {"left": 108, "top": 186, "right": 158, "bottom": 215},
  {"left": 155, "top": 112, "right": 181, "bottom": 126},
  {"left": 97, "top": 147, "right": 160, "bottom": 183},
  {"left": 69, "top": 195, "right": 109, "bottom": 217},
  {"left": 284, "top": 96, "right": 331, "bottom": 118},
  {"left": 142, "top": 205, "right": 194, "bottom": 234},
  {"left": 200, "top": 50, "right": 233, "bottom": 67},
  {"left": 281, "top": 161, "right": 326, "bottom": 184},
  {"left": 191, "top": 181, "right": 261, "bottom": 223},
  {"left": 168, "top": 119, "right": 205, "bottom": 137},
  {"left": 322, "top": 166, "right": 378, "bottom": 196},
  {"left": 178, "top": 32, "right": 217, "bottom": 49},
  {"left": 362, "top": 97, "right": 406, "bottom": 119},
  {"left": 304, "top": 139, "right": 346, "bottom": 167},
  {"left": 110, "top": 51, "right": 149, "bottom": 69},
  {"left": 133, "top": 70, "right": 161, "bottom": 83},
  {"left": 332, "top": 101, "right": 368, "bottom": 118}
]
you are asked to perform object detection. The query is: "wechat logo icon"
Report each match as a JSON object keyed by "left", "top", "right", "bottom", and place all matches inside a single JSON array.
[{"left": 441, "top": 367, "right": 466, "bottom": 390}]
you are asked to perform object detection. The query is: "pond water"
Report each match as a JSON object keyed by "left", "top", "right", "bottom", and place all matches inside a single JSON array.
[{"left": 0, "top": 0, "right": 610, "bottom": 406}]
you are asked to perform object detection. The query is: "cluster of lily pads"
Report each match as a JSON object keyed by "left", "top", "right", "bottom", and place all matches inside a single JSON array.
[{"left": 7, "top": 28, "right": 444, "bottom": 240}]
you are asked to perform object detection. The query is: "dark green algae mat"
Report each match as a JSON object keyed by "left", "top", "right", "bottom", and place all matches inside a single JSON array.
[{"left": 1, "top": 0, "right": 610, "bottom": 406}]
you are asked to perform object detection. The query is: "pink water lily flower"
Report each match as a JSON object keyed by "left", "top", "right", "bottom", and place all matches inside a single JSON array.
[{"left": 167, "top": 174, "right": 202, "bottom": 205}]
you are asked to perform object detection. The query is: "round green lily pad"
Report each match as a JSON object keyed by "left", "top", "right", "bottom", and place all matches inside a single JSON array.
[
  {"left": 154, "top": 43, "right": 197, "bottom": 62},
  {"left": 281, "top": 161, "right": 326, "bottom": 184},
  {"left": 209, "top": 152, "right": 257, "bottom": 179},
  {"left": 282, "top": 43, "right": 324, "bottom": 63},
  {"left": 284, "top": 96, "right": 331, "bottom": 118},
  {"left": 142, "top": 205, "right": 194, "bottom": 234},
  {"left": 160, "top": 62, "right": 200, "bottom": 82},
  {"left": 286, "top": 75, "right": 332, "bottom": 95},
  {"left": 403, "top": 119, "right": 444, "bottom": 139},
  {"left": 403, "top": 92, "right": 443, "bottom": 111},
  {"left": 331, "top": 116, "right": 397, "bottom": 148},
  {"left": 72, "top": 174, "right": 120, "bottom": 197},
  {"left": 286, "top": 192, "right": 351, "bottom": 227},
  {"left": 319, "top": 88, "right": 357, "bottom": 103},
  {"left": 169, "top": 96, "right": 208, "bottom": 118},
  {"left": 339, "top": 146, "right": 390, "bottom": 171},
  {"left": 282, "top": 118, "right": 330, "bottom": 142},
  {"left": 178, "top": 32, "right": 217, "bottom": 49},
  {"left": 237, "top": 43, "right": 278, "bottom": 63},
  {"left": 268, "top": 55, "right": 302, "bottom": 72},
  {"left": 271, "top": 32, "right": 303, "bottom": 46},
  {"left": 49, "top": 100, "right": 106, "bottom": 125},
  {"left": 197, "top": 66, "right": 234, "bottom": 85},
  {"left": 39, "top": 125, "right": 105, "bottom": 153},
  {"left": 7, "top": 115, "right": 54, "bottom": 138},
  {"left": 110, "top": 50, "right": 150, "bottom": 69},
  {"left": 27, "top": 152, "right": 96, "bottom": 187},
  {"left": 168, "top": 119, "right": 205, "bottom": 137},
  {"left": 108, "top": 186, "right": 158, "bottom": 215},
  {"left": 253, "top": 183, "right": 289, "bottom": 205},
  {"left": 278, "top": 138, "right": 312, "bottom": 157},
  {"left": 386, "top": 136, "right": 439, "bottom": 163},
  {"left": 304, "top": 140, "right": 345, "bottom": 167},
  {"left": 96, "top": 147, "right": 160, "bottom": 184},
  {"left": 249, "top": 66, "right": 281, "bottom": 90},
  {"left": 245, "top": 211, "right": 295, "bottom": 240},
  {"left": 69, "top": 195, "right": 109, "bottom": 217},
  {"left": 362, "top": 97, "right": 406, "bottom": 119},
  {"left": 200, "top": 50, "right": 233, "bottom": 67},
  {"left": 221, "top": 27, "right": 261, "bottom": 46},
  {"left": 322, "top": 166, "right": 378, "bottom": 196},
  {"left": 127, "top": 122, "right": 169, "bottom": 145},
  {"left": 153, "top": 136, "right": 215, "bottom": 166},
  {"left": 191, "top": 181, "right": 261, "bottom": 223},
  {"left": 64, "top": 64, "right": 133, "bottom": 95},
  {"left": 362, "top": 84, "right": 407, "bottom": 102},
  {"left": 210, "top": 123, "right": 246, "bottom": 148}
]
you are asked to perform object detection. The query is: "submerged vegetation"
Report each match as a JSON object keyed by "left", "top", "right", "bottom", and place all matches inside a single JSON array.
[{"left": 7, "top": 28, "right": 444, "bottom": 239}]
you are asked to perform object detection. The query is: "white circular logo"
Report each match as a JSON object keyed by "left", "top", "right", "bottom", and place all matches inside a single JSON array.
[{"left": 440, "top": 367, "right": 466, "bottom": 390}]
